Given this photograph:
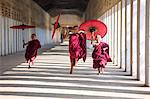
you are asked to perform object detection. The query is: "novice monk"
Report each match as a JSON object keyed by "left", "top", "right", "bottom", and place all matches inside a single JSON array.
[
  {"left": 78, "top": 30, "right": 86, "bottom": 62},
  {"left": 69, "top": 26, "right": 86, "bottom": 74},
  {"left": 24, "top": 33, "right": 41, "bottom": 68},
  {"left": 92, "top": 35, "right": 112, "bottom": 75}
]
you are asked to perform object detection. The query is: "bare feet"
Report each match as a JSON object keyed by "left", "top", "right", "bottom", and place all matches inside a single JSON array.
[
  {"left": 70, "top": 70, "right": 72, "bottom": 74},
  {"left": 28, "top": 63, "right": 31, "bottom": 69},
  {"left": 70, "top": 66, "right": 73, "bottom": 74},
  {"left": 28, "top": 65, "right": 31, "bottom": 69},
  {"left": 98, "top": 68, "right": 100, "bottom": 74}
]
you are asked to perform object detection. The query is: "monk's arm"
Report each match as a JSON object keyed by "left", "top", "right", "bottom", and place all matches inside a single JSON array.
[
  {"left": 38, "top": 40, "right": 41, "bottom": 48},
  {"left": 23, "top": 41, "right": 29, "bottom": 46},
  {"left": 103, "top": 43, "right": 109, "bottom": 51}
]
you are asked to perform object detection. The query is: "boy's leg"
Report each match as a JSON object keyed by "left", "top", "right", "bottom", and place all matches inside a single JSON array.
[
  {"left": 101, "top": 67, "right": 104, "bottom": 74},
  {"left": 74, "top": 58, "right": 78, "bottom": 66},
  {"left": 31, "top": 57, "right": 36, "bottom": 65},
  {"left": 97, "top": 68, "right": 100, "bottom": 75},
  {"left": 70, "top": 58, "right": 74, "bottom": 74},
  {"left": 28, "top": 61, "right": 31, "bottom": 69}
]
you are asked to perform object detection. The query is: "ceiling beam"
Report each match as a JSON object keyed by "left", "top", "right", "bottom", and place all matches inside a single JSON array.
[{"left": 48, "top": 9, "right": 83, "bottom": 17}]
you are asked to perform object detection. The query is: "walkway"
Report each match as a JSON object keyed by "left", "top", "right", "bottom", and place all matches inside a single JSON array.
[{"left": 0, "top": 42, "right": 150, "bottom": 99}]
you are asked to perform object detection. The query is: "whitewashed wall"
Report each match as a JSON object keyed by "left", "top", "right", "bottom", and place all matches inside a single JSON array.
[{"left": 0, "top": 0, "right": 61, "bottom": 56}]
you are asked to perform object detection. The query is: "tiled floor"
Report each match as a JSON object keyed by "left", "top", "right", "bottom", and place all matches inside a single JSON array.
[{"left": 0, "top": 42, "right": 150, "bottom": 99}]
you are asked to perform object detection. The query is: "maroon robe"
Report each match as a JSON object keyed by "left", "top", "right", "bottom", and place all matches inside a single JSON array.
[
  {"left": 69, "top": 33, "right": 86, "bottom": 62},
  {"left": 25, "top": 39, "right": 41, "bottom": 63},
  {"left": 79, "top": 33, "right": 86, "bottom": 62},
  {"left": 92, "top": 42, "right": 112, "bottom": 69}
]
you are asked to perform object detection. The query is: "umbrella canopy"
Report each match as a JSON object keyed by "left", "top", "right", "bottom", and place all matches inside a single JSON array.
[
  {"left": 10, "top": 24, "right": 36, "bottom": 48},
  {"left": 52, "top": 14, "right": 61, "bottom": 39},
  {"left": 10, "top": 24, "right": 35, "bottom": 30},
  {"left": 79, "top": 20, "right": 107, "bottom": 40}
]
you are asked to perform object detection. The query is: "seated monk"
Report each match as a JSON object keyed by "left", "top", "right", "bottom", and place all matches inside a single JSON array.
[
  {"left": 69, "top": 26, "right": 86, "bottom": 74},
  {"left": 24, "top": 33, "right": 41, "bottom": 69},
  {"left": 92, "top": 35, "right": 112, "bottom": 75}
]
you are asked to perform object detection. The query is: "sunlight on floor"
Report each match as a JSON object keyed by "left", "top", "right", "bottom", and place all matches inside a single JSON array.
[{"left": 0, "top": 44, "right": 150, "bottom": 99}]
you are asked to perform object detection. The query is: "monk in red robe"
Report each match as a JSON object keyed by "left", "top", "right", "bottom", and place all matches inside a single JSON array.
[
  {"left": 78, "top": 30, "right": 87, "bottom": 62},
  {"left": 24, "top": 33, "right": 41, "bottom": 68},
  {"left": 69, "top": 27, "right": 86, "bottom": 74},
  {"left": 92, "top": 35, "right": 112, "bottom": 75}
]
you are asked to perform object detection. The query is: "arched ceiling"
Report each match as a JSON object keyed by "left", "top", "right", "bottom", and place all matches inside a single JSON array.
[{"left": 33, "top": 0, "right": 89, "bottom": 17}]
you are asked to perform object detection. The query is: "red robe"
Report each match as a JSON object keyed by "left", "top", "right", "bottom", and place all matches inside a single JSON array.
[
  {"left": 92, "top": 42, "right": 112, "bottom": 68},
  {"left": 78, "top": 33, "right": 86, "bottom": 62},
  {"left": 69, "top": 33, "right": 86, "bottom": 62},
  {"left": 25, "top": 39, "right": 41, "bottom": 62}
]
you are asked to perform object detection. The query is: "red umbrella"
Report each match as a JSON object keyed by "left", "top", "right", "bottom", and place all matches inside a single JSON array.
[
  {"left": 10, "top": 24, "right": 35, "bottom": 30},
  {"left": 52, "top": 14, "right": 61, "bottom": 39},
  {"left": 10, "top": 24, "right": 36, "bottom": 48},
  {"left": 79, "top": 20, "right": 107, "bottom": 40}
]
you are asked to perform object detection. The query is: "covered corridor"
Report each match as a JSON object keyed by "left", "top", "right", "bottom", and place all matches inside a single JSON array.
[{"left": 0, "top": 0, "right": 150, "bottom": 99}]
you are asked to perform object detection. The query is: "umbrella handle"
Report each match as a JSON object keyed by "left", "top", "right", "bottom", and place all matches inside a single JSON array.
[
  {"left": 91, "top": 32, "right": 94, "bottom": 44},
  {"left": 23, "top": 40, "right": 25, "bottom": 48}
]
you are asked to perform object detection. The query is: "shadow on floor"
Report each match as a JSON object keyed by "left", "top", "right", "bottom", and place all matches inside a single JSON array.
[{"left": 0, "top": 42, "right": 150, "bottom": 99}]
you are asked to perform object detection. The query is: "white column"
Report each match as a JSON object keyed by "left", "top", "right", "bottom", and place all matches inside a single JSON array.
[
  {"left": 103, "top": 12, "right": 107, "bottom": 42},
  {"left": 6, "top": 17, "right": 9, "bottom": 55},
  {"left": 109, "top": 9, "right": 112, "bottom": 58},
  {"left": 108, "top": 9, "right": 112, "bottom": 59},
  {"left": 12, "top": 19, "right": 15, "bottom": 53},
  {"left": 112, "top": 7, "right": 115, "bottom": 64},
  {"left": 118, "top": 2, "right": 121, "bottom": 68},
  {"left": 116, "top": 3, "right": 119, "bottom": 65},
  {"left": 0, "top": 15, "right": 2, "bottom": 56},
  {"left": 106, "top": 11, "right": 109, "bottom": 44},
  {"left": 13, "top": 20, "right": 17, "bottom": 53},
  {"left": 132, "top": 0, "right": 138, "bottom": 78},
  {"left": 115, "top": 4, "right": 118, "bottom": 65},
  {"left": 110, "top": 9, "right": 113, "bottom": 62},
  {"left": 10, "top": 18, "right": 13, "bottom": 54},
  {"left": 130, "top": 0, "right": 133, "bottom": 75},
  {"left": 1, "top": 16, "right": 5, "bottom": 56},
  {"left": 16, "top": 21, "right": 19, "bottom": 51},
  {"left": 120, "top": 0, "right": 123, "bottom": 68},
  {"left": 114, "top": 6, "right": 116, "bottom": 64},
  {"left": 18, "top": 26, "right": 21, "bottom": 51},
  {"left": 125, "top": 0, "right": 127, "bottom": 72},
  {"left": 8, "top": 18, "right": 11, "bottom": 54},
  {"left": 122, "top": 0, "right": 126, "bottom": 71},
  {"left": 145, "top": 0, "right": 150, "bottom": 86},
  {"left": 139, "top": 0, "right": 146, "bottom": 82},
  {"left": 137, "top": 0, "right": 140, "bottom": 80}
]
